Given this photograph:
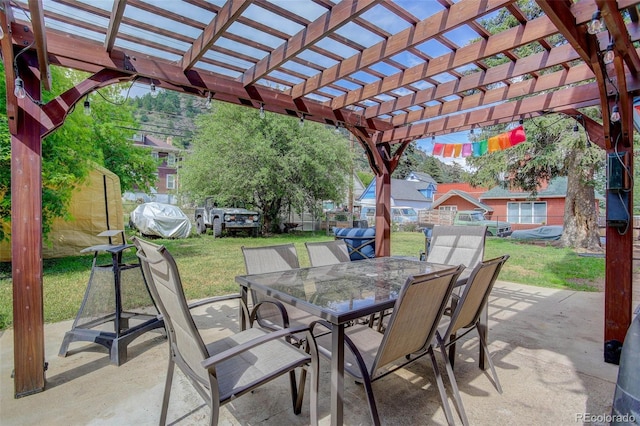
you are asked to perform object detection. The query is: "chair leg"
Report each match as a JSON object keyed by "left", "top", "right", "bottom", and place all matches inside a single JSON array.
[
  {"left": 306, "top": 332, "right": 320, "bottom": 426},
  {"left": 428, "top": 346, "right": 457, "bottom": 426},
  {"left": 435, "top": 338, "right": 469, "bottom": 426},
  {"left": 160, "top": 356, "right": 175, "bottom": 426},
  {"left": 476, "top": 327, "right": 502, "bottom": 394}
]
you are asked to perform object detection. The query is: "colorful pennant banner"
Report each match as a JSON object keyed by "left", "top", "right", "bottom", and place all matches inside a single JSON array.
[{"left": 431, "top": 125, "right": 526, "bottom": 158}]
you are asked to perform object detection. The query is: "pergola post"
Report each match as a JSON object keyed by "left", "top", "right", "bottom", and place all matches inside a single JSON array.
[{"left": 11, "top": 65, "right": 46, "bottom": 398}]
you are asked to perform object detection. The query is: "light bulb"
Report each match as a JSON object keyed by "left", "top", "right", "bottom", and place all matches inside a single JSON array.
[
  {"left": 588, "top": 10, "right": 603, "bottom": 34},
  {"left": 150, "top": 82, "right": 158, "bottom": 98},
  {"left": 14, "top": 77, "right": 26, "bottom": 99},
  {"left": 334, "top": 123, "right": 340, "bottom": 133},
  {"left": 610, "top": 105, "right": 620, "bottom": 123},
  {"left": 603, "top": 42, "right": 615, "bottom": 65},
  {"left": 573, "top": 124, "right": 579, "bottom": 132},
  {"left": 260, "top": 104, "right": 265, "bottom": 119},
  {"left": 83, "top": 98, "right": 91, "bottom": 116},
  {"left": 299, "top": 114, "right": 304, "bottom": 128},
  {"left": 205, "top": 92, "right": 212, "bottom": 109}
]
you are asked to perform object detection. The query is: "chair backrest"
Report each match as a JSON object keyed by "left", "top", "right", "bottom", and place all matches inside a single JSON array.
[
  {"left": 444, "top": 255, "right": 509, "bottom": 337},
  {"left": 133, "top": 237, "right": 210, "bottom": 385},
  {"left": 333, "top": 227, "right": 376, "bottom": 260},
  {"left": 427, "top": 225, "right": 486, "bottom": 269},
  {"left": 241, "top": 243, "right": 300, "bottom": 274},
  {"left": 373, "top": 265, "right": 464, "bottom": 371},
  {"left": 305, "top": 240, "right": 351, "bottom": 267}
]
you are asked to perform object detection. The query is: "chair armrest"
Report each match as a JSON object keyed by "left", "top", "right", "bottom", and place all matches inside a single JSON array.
[
  {"left": 249, "top": 299, "right": 291, "bottom": 328},
  {"left": 187, "top": 293, "right": 241, "bottom": 310},
  {"left": 201, "top": 325, "right": 311, "bottom": 369}
]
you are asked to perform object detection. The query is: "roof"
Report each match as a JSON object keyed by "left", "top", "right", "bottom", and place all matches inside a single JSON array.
[
  {"left": 134, "top": 134, "right": 181, "bottom": 153},
  {"left": 431, "top": 190, "right": 493, "bottom": 212},
  {"left": 4, "top": 1, "right": 636, "bottom": 146},
  {"left": 481, "top": 177, "right": 569, "bottom": 199},
  {"left": 435, "top": 183, "right": 487, "bottom": 197},
  {"left": 358, "top": 178, "right": 432, "bottom": 204},
  {"left": 406, "top": 172, "right": 437, "bottom": 185}
]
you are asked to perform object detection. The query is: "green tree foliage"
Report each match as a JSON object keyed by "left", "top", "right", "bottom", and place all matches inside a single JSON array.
[
  {"left": 181, "top": 102, "right": 353, "bottom": 232},
  {"left": 0, "top": 65, "right": 156, "bottom": 241}
]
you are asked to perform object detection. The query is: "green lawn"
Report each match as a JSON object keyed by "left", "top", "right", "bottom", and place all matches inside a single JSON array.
[{"left": 0, "top": 231, "right": 604, "bottom": 329}]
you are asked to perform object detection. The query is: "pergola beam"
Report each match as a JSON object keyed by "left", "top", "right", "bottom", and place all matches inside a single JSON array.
[
  {"left": 181, "top": 0, "right": 251, "bottom": 71},
  {"left": 104, "top": 0, "right": 127, "bottom": 53},
  {"left": 290, "top": 0, "right": 515, "bottom": 100},
  {"left": 240, "top": 0, "right": 381, "bottom": 86},
  {"left": 27, "top": 0, "right": 50, "bottom": 90}
]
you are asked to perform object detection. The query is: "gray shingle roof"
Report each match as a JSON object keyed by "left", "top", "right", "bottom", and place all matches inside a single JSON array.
[{"left": 481, "top": 177, "right": 568, "bottom": 199}]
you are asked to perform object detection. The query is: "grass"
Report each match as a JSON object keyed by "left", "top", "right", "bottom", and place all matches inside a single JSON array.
[{"left": 0, "top": 231, "right": 604, "bottom": 330}]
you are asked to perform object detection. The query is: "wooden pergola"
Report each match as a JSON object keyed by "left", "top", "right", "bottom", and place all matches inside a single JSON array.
[{"left": 1, "top": 0, "right": 638, "bottom": 398}]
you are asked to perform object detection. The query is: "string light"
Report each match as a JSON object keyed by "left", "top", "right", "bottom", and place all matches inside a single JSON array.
[
  {"left": 13, "top": 76, "right": 26, "bottom": 99},
  {"left": 519, "top": 118, "right": 524, "bottom": 125},
  {"left": 259, "top": 103, "right": 265, "bottom": 119},
  {"left": 150, "top": 82, "right": 158, "bottom": 98},
  {"left": 83, "top": 95, "right": 91, "bottom": 116},
  {"left": 588, "top": 10, "right": 604, "bottom": 34},
  {"left": 205, "top": 91, "right": 212, "bottom": 109},
  {"left": 334, "top": 122, "right": 340, "bottom": 133},
  {"left": 603, "top": 41, "right": 615, "bottom": 65},
  {"left": 610, "top": 105, "right": 620, "bottom": 123},
  {"left": 299, "top": 113, "right": 305, "bottom": 128}
]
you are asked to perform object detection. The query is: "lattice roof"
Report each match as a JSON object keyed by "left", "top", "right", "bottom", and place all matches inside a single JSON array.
[{"left": 2, "top": 0, "right": 640, "bottom": 146}]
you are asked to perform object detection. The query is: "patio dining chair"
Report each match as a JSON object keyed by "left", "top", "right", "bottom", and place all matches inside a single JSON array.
[
  {"left": 133, "top": 237, "right": 318, "bottom": 426},
  {"left": 305, "top": 240, "right": 351, "bottom": 267},
  {"left": 436, "top": 255, "right": 510, "bottom": 394},
  {"left": 426, "top": 225, "right": 487, "bottom": 270},
  {"left": 310, "top": 265, "right": 468, "bottom": 426},
  {"left": 241, "top": 244, "right": 318, "bottom": 337}
]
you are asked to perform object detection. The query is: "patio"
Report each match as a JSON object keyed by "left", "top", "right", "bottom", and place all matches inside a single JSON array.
[{"left": 1, "top": 279, "right": 636, "bottom": 425}]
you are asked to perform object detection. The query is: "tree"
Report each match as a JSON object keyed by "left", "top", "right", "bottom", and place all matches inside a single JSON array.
[
  {"left": 0, "top": 65, "right": 157, "bottom": 241},
  {"left": 180, "top": 102, "right": 353, "bottom": 232}
]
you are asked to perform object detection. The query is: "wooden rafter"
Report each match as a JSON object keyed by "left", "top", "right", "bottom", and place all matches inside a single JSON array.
[
  {"left": 181, "top": 0, "right": 251, "bottom": 71},
  {"left": 104, "top": 0, "right": 126, "bottom": 52},
  {"left": 598, "top": 0, "right": 640, "bottom": 74},
  {"left": 0, "top": 0, "right": 17, "bottom": 133},
  {"left": 290, "top": 0, "right": 515, "bottom": 100},
  {"left": 328, "top": 13, "right": 560, "bottom": 111},
  {"left": 27, "top": 0, "right": 50, "bottom": 90},
  {"left": 240, "top": 0, "right": 381, "bottom": 86}
]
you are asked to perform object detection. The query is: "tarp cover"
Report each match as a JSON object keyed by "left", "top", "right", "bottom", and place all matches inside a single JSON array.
[
  {"left": 130, "top": 202, "right": 191, "bottom": 239},
  {"left": 0, "top": 165, "right": 124, "bottom": 261}
]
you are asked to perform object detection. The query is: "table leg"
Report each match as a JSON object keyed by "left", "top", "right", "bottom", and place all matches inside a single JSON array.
[{"left": 330, "top": 324, "right": 345, "bottom": 426}]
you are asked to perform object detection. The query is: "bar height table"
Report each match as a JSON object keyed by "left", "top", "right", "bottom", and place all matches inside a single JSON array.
[{"left": 58, "top": 230, "right": 164, "bottom": 365}]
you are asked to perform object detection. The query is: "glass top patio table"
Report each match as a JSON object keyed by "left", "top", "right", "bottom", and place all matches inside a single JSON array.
[
  {"left": 235, "top": 256, "right": 468, "bottom": 325},
  {"left": 235, "top": 256, "right": 470, "bottom": 426}
]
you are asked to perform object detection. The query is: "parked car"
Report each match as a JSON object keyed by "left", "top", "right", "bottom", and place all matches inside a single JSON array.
[
  {"left": 194, "top": 197, "right": 261, "bottom": 237},
  {"left": 129, "top": 202, "right": 192, "bottom": 239},
  {"left": 453, "top": 210, "right": 512, "bottom": 237},
  {"left": 359, "top": 205, "right": 418, "bottom": 227},
  {"left": 511, "top": 225, "right": 563, "bottom": 241}
]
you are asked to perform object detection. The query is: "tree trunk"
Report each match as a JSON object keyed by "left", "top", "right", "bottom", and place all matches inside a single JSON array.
[{"left": 560, "top": 148, "right": 602, "bottom": 251}]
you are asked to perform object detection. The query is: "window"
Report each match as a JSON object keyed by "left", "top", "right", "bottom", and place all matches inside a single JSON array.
[
  {"left": 166, "top": 174, "right": 176, "bottom": 190},
  {"left": 167, "top": 153, "right": 176, "bottom": 167},
  {"left": 507, "top": 201, "right": 547, "bottom": 224},
  {"left": 151, "top": 152, "right": 159, "bottom": 161},
  {"left": 439, "top": 206, "right": 457, "bottom": 211}
]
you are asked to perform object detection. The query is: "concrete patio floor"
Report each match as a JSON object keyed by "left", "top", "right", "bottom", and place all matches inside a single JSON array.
[{"left": 1, "top": 280, "right": 638, "bottom": 425}]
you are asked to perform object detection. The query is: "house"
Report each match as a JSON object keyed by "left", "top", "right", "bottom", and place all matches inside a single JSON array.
[
  {"left": 131, "top": 134, "right": 183, "bottom": 204},
  {"left": 480, "top": 177, "right": 570, "bottom": 228},
  {"left": 429, "top": 177, "right": 601, "bottom": 230},
  {"left": 357, "top": 172, "right": 437, "bottom": 210}
]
